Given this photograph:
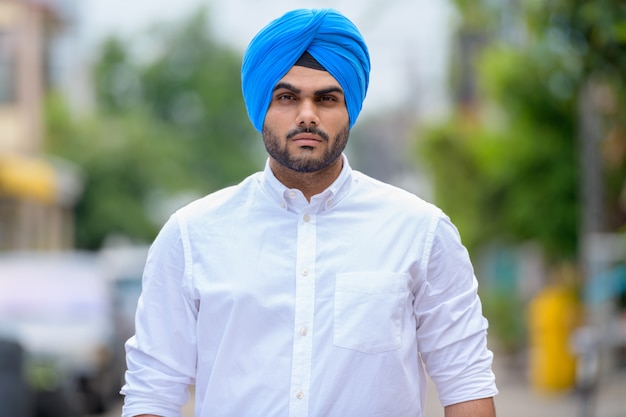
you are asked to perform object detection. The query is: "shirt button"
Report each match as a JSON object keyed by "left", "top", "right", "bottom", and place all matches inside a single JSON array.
[
  {"left": 301, "top": 269, "right": 308, "bottom": 277},
  {"left": 296, "top": 391, "right": 304, "bottom": 399},
  {"left": 327, "top": 199, "right": 333, "bottom": 207},
  {"left": 299, "top": 327, "right": 308, "bottom": 336},
  {"left": 289, "top": 191, "right": 297, "bottom": 198},
  {"left": 303, "top": 214, "right": 310, "bottom": 222}
]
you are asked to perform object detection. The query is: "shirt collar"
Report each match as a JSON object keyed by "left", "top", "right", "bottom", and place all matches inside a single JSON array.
[{"left": 260, "top": 154, "right": 353, "bottom": 213}]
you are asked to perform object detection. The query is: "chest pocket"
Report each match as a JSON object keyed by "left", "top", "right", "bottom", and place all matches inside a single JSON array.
[{"left": 333, "top": 272, "right": 409, "bottom": 354}]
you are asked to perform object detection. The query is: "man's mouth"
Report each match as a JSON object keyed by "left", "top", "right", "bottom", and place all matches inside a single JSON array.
[{"left": 292, "top": 134, "right": 323, "bottom": 147}]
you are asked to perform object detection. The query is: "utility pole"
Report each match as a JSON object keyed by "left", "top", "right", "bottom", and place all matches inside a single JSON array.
[
  {"left": 576, "top": 79, "right": 606, "bottom": 417},
  {"left": 578, "top": 80, "right": 605, "bottom": 254}
]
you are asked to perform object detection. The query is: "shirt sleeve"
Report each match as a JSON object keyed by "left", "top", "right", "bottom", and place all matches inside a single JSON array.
[
  {"left": 121, "top": 213, "right": 198, "bottom": 417},
  {"left": 414, "top": 213, "right": 498, "bottom": 406}
]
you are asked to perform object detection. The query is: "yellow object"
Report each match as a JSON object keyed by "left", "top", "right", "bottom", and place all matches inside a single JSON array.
[
  {"left": 528, "top": 285, "right": 579, "bottom": 392},
  {"left": 0, "top": 153, "right": 57, "bottom": 204}
]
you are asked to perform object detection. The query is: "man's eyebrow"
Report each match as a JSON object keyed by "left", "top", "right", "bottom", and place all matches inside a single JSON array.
[
  {"left": 273, "top": 82, "right": 301, "bottom": 94},
  {"left": 315, "top": 86, "right": 344, "bottom": 96},
  {"left": 273, "top": 83, "right": 344, "bottom": 97}
]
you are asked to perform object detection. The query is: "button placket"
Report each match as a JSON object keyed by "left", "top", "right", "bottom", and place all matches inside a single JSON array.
[{"left": 289, "top": 210, "right": 316, "bottom": 416}]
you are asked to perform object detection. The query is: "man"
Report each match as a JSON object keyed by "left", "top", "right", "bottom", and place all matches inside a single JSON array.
[{"left": 121, "top": 8, "right": 498, "bottom": 417}]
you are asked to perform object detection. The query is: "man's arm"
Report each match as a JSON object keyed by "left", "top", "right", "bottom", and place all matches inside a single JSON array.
[
  {"left": 444, "top": 397, "right": 496, "bottom": 417},
  {"left": 121, "top": 216, "right": 197, "bottom": 417}
]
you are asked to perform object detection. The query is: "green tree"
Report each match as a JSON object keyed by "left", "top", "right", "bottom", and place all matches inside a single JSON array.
[
  {"left": 526, "top": 0, "right": 626, "bottom": 231},
  {"left": 416, "top": 0, "right": 626, "bottom": 261},
  {"left": 46, "top": 8, "right": 260, "bottom": 249},
  {"left": 92, "top": 7, "right": 262, "bottom": 189}
]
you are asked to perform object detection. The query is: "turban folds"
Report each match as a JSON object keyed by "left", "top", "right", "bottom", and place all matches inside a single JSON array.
[{"left": 241, "top": 9, "right": 370, "bottom": 132}]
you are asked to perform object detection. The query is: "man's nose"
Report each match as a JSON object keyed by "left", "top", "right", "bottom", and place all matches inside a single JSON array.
[{"left": 296, "top": 100, "right": 320, "bottom": 126}]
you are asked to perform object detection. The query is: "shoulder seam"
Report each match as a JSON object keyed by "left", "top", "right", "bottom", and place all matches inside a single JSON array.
[{"left": 419, "top": 207, "right": 444, "bottom": 275}]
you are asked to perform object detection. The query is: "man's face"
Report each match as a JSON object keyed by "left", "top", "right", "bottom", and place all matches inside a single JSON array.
[{"left": 262, "top": 65, "right": 350, "bottom": 173}]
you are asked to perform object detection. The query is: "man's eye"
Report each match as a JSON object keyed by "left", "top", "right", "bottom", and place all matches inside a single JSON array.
[
  {"left": 277, "top": 93, "right": 295, "bottom": 101},
  {"left": 318, "top": 95, "right": 337, "bottom": 103}
]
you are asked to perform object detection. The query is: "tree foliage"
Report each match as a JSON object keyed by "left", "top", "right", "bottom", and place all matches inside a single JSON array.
[
  {"left": 416, "top": 0, "right": 626, "bottom": 262},
  {"left": 46, "top": 8, "right": 261, "bottom": 249}
]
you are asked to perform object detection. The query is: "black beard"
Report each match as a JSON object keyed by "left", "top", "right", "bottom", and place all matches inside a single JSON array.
[{"left": 262, "top": 124, "right": 350, "bottom": 173}]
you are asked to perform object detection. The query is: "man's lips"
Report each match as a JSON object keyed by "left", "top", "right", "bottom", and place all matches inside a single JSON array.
[{"left": 291, "top": 134, "right": 323, "bottom": 147}]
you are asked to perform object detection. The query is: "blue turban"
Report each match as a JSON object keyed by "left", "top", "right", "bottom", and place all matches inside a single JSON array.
[{"left": 241, "top": 9, "right": 370, "bottom": 132}]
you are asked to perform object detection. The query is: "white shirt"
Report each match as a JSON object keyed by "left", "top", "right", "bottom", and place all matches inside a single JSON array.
[{"left": 121, "top": 155, "right": 497, "bottom": 417}]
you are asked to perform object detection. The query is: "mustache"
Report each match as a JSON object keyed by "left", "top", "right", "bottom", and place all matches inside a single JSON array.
[{"left": 286, "top": 126, "right": 329, "bottom": 142}]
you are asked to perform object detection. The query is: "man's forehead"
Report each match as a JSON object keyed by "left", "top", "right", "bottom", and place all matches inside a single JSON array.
[{"left": 276, "top": 65, "right": 343, "bottom": 93}]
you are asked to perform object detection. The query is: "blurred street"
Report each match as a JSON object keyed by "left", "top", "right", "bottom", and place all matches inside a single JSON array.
[
  {"left": 485, "top": 353, "right": 626, "bottom": 417},
  {"left": 96, "top": 350, "right": 626, "bottom": 417}
]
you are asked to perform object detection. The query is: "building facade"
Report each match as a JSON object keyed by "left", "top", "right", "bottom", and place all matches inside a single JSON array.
[{"left": 0, "top": 0, "right": 80, "bottom": 250}]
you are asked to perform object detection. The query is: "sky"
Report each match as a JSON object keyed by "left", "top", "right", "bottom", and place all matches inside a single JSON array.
[{"left": 74, "top": 0, "right": 458, "bottom": 120}]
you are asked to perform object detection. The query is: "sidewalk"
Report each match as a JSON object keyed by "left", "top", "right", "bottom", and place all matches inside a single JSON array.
[{"left": 423, "top": 351, "right": 626, "bottom": 417}]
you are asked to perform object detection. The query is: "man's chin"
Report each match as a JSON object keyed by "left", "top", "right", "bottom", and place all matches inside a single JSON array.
[{"left": 285, "top": 155, "right": 329, "bottom": 173}]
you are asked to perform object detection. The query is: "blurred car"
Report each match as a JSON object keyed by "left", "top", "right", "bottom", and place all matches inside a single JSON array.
[
  {"left": 99, "top": 245, "right": 147, "bottom": 340},
  {"left": 98, "top": 244, "right": 149, "bottom": 386},
  {"left": 0, "top": 337, "right": 33, "bottom": 417},
  {"left": 0, "top": 251, "right": 123, "bottom": 415}
]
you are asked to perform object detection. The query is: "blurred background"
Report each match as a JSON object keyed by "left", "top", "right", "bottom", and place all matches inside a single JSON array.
[{"left": 0, "top": 0, "right": 624, "bottom": 416}]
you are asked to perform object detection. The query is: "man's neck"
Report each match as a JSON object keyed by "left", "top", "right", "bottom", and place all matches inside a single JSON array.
[{"left": 269, "top": 158, "right": 343, "bottom": 202}]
